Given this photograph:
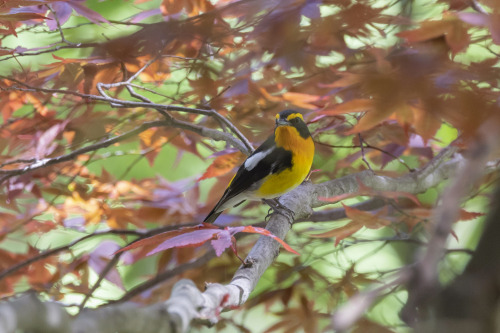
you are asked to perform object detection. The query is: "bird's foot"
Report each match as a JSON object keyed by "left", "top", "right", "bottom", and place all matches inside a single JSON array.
[
  {"left": 263, "top": 199, "right": 295, "bottom": 225},
  {"left": 265, "top": 207, "right": 274, "bottom": 222}
]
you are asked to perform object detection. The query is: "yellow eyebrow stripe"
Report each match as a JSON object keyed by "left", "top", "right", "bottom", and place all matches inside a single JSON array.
[{"left": 286, "top": 113, "right": 303, "bottom": 121}]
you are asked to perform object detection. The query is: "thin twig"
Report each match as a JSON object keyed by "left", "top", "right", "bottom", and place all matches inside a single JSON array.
[
  {"left": 0, "top": 42, "right": 99, "bottom": 62},
  {"left": 471, "top": 0, "right": 488, "bottom": 14},
  {"left": 358, "top": 133, "right": 373, "bottom": 171},
  {"left": 79, "top": 253, "right": 123, "bottom": 311},
  {"left": 127, "top": 55, "right": 161, "bottom": 83},
  {"left": 96, "top": 79, "right": 253, "bottom": 153},
  {"left": 46, "top": 4, "right": 76, "bottom": 45},
  {"left": 3, "top": 77, "right": 252, "bottom": 155},
  {"left": 0, "top": 115, "right": 248, "bottom": 183},
  {"left": 315, "top": 140, "right": 414, "bottom": 171},
  {"left": 0, "top": 158, "right": 36, "bottom": 168}
]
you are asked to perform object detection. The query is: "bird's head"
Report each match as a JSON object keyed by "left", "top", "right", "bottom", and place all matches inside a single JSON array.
[{"left": 275, "top": 110, "right": 310, "bottom": 139}]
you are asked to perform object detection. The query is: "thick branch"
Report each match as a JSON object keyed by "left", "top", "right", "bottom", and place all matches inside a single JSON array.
[{"left": 0, "top": 281, "right": 206, "bottom": 333}]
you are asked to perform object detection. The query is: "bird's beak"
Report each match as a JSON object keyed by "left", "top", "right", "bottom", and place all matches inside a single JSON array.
[{"left": 276, "top": 118, "right": 290, "bottom": 127}]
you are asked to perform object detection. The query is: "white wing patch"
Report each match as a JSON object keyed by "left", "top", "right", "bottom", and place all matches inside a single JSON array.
[{"left": 244, "top": 149, "right": 271, "bottom": 171}]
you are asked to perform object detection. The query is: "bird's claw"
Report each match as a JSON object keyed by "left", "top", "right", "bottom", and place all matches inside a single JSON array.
[
  {"left": 263, "top": 199, "right": 295, "bottom": 226},
  {"left": 265, "top": 207, "right": 274, "bottom": 222}
]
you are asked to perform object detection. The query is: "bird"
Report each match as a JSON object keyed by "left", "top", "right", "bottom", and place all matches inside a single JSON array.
[{"left": 204, "top": 110, "right": 315, "bottom": 223}]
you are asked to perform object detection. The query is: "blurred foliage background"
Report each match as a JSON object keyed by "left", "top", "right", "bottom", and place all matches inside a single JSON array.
[{"left": 1, "top": 0, "right": 499, "bottom": 331}]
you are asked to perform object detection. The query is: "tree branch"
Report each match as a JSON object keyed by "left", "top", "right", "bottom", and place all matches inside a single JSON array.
[{"left": 0, "top": 77, "right": 253, "bottom": 155}]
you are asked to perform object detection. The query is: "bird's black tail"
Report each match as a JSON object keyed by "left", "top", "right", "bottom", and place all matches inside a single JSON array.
[{"left": 203, "top": 210, "right": 222, "bottom": 224}]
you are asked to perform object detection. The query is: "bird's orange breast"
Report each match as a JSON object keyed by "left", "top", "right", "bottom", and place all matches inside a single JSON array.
[{"left": 256, "top": 126, "right": 314, "bottom": 197}]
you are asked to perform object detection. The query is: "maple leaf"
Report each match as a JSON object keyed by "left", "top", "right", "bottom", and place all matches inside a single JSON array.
[
  {"left": 139, "top": 127, "right": 168, "bottom": 167},
  {"left": 311, "top": 204, "right": 392, "bottom": 246},
  {"left": 0, "top": 12, "right": 49, "bottom": 21},
  {"left": 117, "top": 224, "right": 215, "bottom": 253},
  {"left": 88, "top": 241, "right": 124, "bottom": 289},
  {"left": 457, "top": 12, "right": 500, "bottom": 45},
  {"left": 318, "top": 99, "right": 374, "bottom": 116},
  {"left": 396, "top": 13, "right": 470, "bottom": 54},
  {"left": 117, "top": 223, "right": 298, "bottom": 258},
  {"left": 46, "top": 2, "right": 72, "bottom": 30},
  {"left": 281, "top": 92, "right": 323, "bottom": 109},
  {"left": 199, "top": 151, "right": 246, "bottom": 181},
  {"left": 67, "top": 1, "right": 109, "bottom": 24},
  {"left": 161, "top": 0, "right": 215, "bottom": 16},
  {"left": 230, "top": 226, "right": 299, "bottom": 255}
]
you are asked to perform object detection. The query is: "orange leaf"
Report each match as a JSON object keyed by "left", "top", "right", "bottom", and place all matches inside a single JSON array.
[
  {"left": 397, "top": 20, "right": 453, "bottom": 43},
  {"left": 344, "top": 204, "right": 392, "bottom": 229},
  {"left": 459, "top": 209, "right": 484, "bottom": 221},
  {"left": 0, "top": 13, "right": 49, "bottom": 21},
  {"left": 345, "top": 104, "right": 395, "bottom": 134},
  {"left": 238, "top": 225, "right": 299, "bottom": 255},
  {"left": 394, "top": 102, "right": 414, "bottom": 125},
  {"left": 282, "top": 92, "right": 322, "bottom": 109},
  {"left": 311, "top": 220, "right": 363, "bottom": 246},
  {"left": 25, "top": 93, "right": 49, "bottom": 116},
  {"left": 319, "top": 99, "right": 373, "bottom": 116},
  {"left": 257, "top": 87, "right": 282, "bottom": 102},
  {"left": 311, "top": 204, "right": 392, "bottom": 245},
  {"left": 413, "top": 104, "right": 441, "bottom": 144},
  {"left": 199, "top": 151, "right": 246, "bottom": 181},
  {"left": 396, "top": 14, "right": 470, "bottom": 54},
  {"left": 319, "top": 72, "right": 361, "bottom": 89}
]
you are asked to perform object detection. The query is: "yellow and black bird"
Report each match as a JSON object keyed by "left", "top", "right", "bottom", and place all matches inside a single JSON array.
[{"left": 204, "top": 110, "right": 315, "bottom": 223}]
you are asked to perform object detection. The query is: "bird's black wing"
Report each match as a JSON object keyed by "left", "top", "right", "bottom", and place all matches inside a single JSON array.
[{"left": 204, "top": 134, "right": 292, "bottom": 222}]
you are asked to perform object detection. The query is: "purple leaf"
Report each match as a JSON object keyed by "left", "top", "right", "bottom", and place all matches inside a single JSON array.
[
  {"left": 35, "top": 121, "right": 68, "bottom": 159},
  {"left": 208, "top": 148, "right": 240, "bottom": 158},
  {"left": 46, "top": 2, "right": 73, "bottom": 30},
  {"left": 88, "top": 241, "right": 124, "bottom": 289},
  {"left": 224, "top": 79, "right": 249, "bottom": 98},
  {"left": 147, "top": 229, "right": 220, "bottom": 256},
  {"left": 130, "top": 8, "right": 162, "bottom": 23},
  {"left": 457, "top": 12, "right": 488, "bottom": 27},
  {"left": 381, "top": 143, "right": 405, "bottom": 168},
  {"left": 211, "top": 230, "right": 233, "bottom": 256},
  {"left": 301, "top": 0, "right": 321, "bottom": 19},
  {"left": 68, "top": 0, "right": 109, "bottom": 24},
  {"left": 63, "top": 216, "right": 86, "bottom": 231}
]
